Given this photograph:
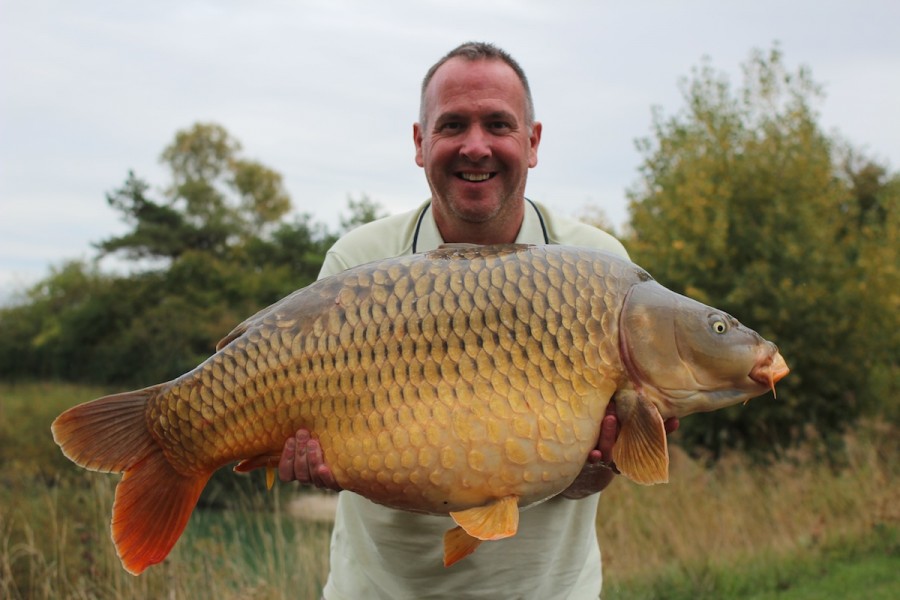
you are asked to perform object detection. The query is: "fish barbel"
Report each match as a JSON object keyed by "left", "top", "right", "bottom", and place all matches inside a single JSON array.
[{"left": 52, "top": 243, "right": 788, "bottom": 574}]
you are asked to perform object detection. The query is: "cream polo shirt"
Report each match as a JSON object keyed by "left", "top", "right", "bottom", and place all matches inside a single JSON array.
[{"left": 318, "top": 199, "right": 628, "bottom": 600}]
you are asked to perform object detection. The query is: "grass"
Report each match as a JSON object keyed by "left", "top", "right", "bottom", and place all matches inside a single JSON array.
[
  {"left": 597, "top": 421, "right": 900, "bottom": 598},
  {"left": 1, "top": 381, "right": 898, "bottom": 599},
  {"left": 742, "top": 543, "right": 899, "bottom": 600},
  {"left": 1, "top": 381, "right": 332, "bottom": 599}
]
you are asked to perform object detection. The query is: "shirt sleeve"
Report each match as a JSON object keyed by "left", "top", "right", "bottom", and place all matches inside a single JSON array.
[{"left": 317, "top": 250, "right": 352, "bottom": 280}]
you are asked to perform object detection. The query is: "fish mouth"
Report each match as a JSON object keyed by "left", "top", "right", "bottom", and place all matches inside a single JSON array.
[{"left": 748, "top": 347, "right": 790, "bottom": 396}]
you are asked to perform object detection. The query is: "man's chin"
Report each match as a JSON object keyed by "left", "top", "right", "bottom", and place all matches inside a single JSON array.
[{"left": 443, "top": 196, "right": 504, "bottom": 224}]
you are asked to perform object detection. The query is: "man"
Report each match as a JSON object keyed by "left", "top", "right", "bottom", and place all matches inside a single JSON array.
[{"left": 280, "top": 42, "right": 677, "bottom": 599}]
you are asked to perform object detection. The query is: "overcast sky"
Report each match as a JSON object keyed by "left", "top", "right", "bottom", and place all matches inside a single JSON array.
[{"left": 2, "top": 0, "right": 899, "bottom": 304}]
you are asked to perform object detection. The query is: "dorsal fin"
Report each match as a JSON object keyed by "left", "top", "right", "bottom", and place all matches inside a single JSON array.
[{"left": 438, "top": 243, "right": 483, "bottom": 249}]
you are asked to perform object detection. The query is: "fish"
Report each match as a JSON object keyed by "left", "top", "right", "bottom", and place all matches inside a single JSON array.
[{"left": 51, "top": 243, "right": 789, "bottom": 574}]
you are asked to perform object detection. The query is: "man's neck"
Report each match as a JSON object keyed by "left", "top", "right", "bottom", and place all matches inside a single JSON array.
[{"left": 433, "top": 200, "right": 525, "bottom": 245}]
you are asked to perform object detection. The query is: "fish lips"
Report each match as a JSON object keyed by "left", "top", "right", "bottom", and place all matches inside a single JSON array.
[{"left": 748, "top": 347, "right": 790, "bottom": 396}]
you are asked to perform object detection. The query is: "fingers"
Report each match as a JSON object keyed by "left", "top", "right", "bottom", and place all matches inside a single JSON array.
[
  {"left": 295, "top": 429, "right": 314, "bottom": 484},
  {"left": 278, "top": 435, "right": 298, "bottom": 482},
  {"left": 583, "top": 403, "right": 620, "bottom": 476},
  {"left": 593, "top": 400, "right": 619, "bottom": 461},
  {"left": 307, "top": 439, "right": 341, "bottom": 492},
  {"left": 278, "top": 429, "right": 342, "bottom": 491},
  {"left": 596, "top": 413, "right": 618, "bottom": 459},
  {"left": 278, "top": 429, "right": 312, "bottom": 483}
]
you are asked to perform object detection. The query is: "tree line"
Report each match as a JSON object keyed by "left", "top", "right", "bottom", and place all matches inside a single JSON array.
[
  {"left": 622, "top": 47, "right": 898, "bottom": 455},
  {"left": 1, "top": 47, "right": 896, "bottom": 456},
  {"left": 0, "top": 123, "right": 385, "bottom": 386}
]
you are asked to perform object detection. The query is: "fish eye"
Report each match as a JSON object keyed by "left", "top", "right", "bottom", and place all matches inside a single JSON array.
[{"left": 709, "top": 316, "right": 728, "bottom": 334}]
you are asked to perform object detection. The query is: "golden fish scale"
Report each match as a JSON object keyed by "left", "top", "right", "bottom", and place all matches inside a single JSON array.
[{"left": 145, "top": 245, "right": 640, "bottom": 512}]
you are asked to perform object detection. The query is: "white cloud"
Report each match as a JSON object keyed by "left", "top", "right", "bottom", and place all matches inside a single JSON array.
[{"left": 1, "top": 0, "right": 899, "bottom": 304}]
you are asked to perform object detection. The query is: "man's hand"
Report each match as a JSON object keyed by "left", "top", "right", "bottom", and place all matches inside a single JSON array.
[
  {"left": 560, "top": 401, "right": 680, "bottom": 499},
  {"left": 278, "top": 429, "right": 343, "bottom": 492}
]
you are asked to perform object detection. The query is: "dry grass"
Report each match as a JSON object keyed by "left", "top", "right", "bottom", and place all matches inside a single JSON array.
[
  {"left": 1, "top": 476, "right": 333, "bottom": 599},
  {"left": 0, "top": 382, "right": 333, "bottom": 599},
  {"left": 598, "top": 421, "right": 899, "bottom": 596},
  {"left": 1, "top": 381, "right": 897, "bottom": 598}
]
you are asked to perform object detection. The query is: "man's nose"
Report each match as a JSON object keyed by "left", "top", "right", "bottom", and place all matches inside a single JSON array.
[{"left": 459, "top": 125, "right": 491, "bottom": 162}]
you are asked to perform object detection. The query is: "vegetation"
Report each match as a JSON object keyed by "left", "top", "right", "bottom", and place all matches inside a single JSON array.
[
  {"left": 2, "top": 382, "right": 896, "bottom": 599},
  {"left": 625, "top": 46, "right": 899, "bottom": 454},
  {"left": 599, "top": 425, "right": 899, "bottom": 599},
  {"left": 1, "top": 382, "right": 330, "bottom": 599},
  {"left": 0, "top": 123, "right": 381, "bottom": 386}
]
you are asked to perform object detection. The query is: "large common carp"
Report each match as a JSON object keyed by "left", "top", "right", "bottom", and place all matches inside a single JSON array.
[{"left": 52, "top": 244, "right": 788, "bottom": 575}]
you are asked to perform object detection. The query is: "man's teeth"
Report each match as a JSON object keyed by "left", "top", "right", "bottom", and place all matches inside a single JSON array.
[{"left": 460, "top": 173, "right": 492, "bottom": 182}]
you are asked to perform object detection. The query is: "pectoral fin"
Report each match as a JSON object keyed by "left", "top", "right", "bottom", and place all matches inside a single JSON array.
[
  {"left": 234, "top": 455, "right": 282, "bottom": 490},
  {"left": 444, "top": 495, "right": 519, "bottom": 567},
  {"left": 612, "top": 391, "right": 669, "bottom": 485}
]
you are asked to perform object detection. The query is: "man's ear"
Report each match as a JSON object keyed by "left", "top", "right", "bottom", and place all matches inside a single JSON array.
[
  {"left": 413, "top": 122, "right": 425, "bottom": 167},
  {"left": 528, "top": 121, "right": 542, "bottom": 168}
]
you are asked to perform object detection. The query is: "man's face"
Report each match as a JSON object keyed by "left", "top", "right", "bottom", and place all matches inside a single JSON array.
[{"left": 414, "top": 57, "right": 542, "bottom": 232}]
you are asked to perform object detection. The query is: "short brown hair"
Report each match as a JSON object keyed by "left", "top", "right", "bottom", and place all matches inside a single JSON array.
[{"left": 419, "top": 42, "right": 535, "bottom": 127}]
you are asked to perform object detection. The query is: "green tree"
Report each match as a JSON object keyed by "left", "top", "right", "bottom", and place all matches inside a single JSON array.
[
  {"left": 835, "top": 154, "right": 900, "bottom": 422},
  {"left": 0, "top": 125, "right": 394, "bottom": 387},
  {"left": 101, "top": 171, "right": 201, "bottom": 260},
  {"left": 98, "top": 123, "right": 291, "bottom": 261},
  {"left": 624, "top": 46, "right": 899, "bottom": 455},
  {"left": 0, "top": 261, "right": 165, "bottom": 383},
  {"left": 340, "top": 193, "right": 389, "bottom": 232}
]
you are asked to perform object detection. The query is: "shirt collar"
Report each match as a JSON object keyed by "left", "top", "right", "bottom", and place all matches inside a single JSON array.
[{"left": 412, "top": 199, "right": 548, "bottom": 253}]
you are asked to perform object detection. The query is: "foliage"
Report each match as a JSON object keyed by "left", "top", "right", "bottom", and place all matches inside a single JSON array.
[
  {"left": 0, "top": 123, "right": 384, "bottom": 386},
  {"left": 627, "top": 49, "right": 900, "bottom": 452},
  {"left": 340, "top": 193, "right": 389, "bottom": 232},
  {"left": 624, "top": 46, "right": 900, "bottom": 454},
  {"left": 98, "top": 123, "right": 291, "bottom": 261}
]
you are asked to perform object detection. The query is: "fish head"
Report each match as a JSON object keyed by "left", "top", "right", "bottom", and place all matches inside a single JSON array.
[{"left": 619, "top": 281, "right": 789, "bottom": 417}]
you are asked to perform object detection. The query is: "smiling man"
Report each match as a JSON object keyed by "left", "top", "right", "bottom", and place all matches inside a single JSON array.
[
  {"left": 279, "top": 42, "right": 677, "bottom": 599},
  {"left": 414, "top": 53, "right": 541, "bottom": 244}
]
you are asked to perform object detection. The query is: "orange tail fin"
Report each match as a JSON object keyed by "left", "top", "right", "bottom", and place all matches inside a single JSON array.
[{"left": 51, "top": 385, "right": 211, "bottom": 575}]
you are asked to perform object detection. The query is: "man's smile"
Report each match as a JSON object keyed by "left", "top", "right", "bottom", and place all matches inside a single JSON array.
[{"left": 458, "top": 172, "right": 495, "bottom": 182}]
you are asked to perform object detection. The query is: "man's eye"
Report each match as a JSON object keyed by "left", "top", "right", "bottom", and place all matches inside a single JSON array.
[
  {"left": 439, "top": 122, "right": 463, "bottom": 132},
  {"left": 489, "top": 122, "right": 512, "bottom": 132}
]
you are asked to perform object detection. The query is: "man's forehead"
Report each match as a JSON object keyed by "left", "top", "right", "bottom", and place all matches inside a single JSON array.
[
  {"left": 423, "top": 58, "right": 526, "bottom": 118},
  {"left": 427, "top": 57, "right": 522, "bottom": 93}
]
